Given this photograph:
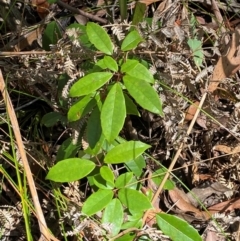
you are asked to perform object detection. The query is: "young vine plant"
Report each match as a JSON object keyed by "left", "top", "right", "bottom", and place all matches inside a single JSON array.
[{"left": 43, "top": 21, "right": 202, "bottom": 241}]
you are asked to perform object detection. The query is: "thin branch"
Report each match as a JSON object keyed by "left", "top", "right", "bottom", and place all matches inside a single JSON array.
[{"left": 57, "top": 0, "right": 108, "bottom": 24}]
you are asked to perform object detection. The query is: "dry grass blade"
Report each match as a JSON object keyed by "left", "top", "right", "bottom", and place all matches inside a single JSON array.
[{"left": 0, "top": 70, "right": 59, "bottom": 241}]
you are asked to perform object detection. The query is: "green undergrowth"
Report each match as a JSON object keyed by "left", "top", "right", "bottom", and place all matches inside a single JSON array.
[
  {"left": 39, "top": 16, "right": 207, "bottom": 240},
  {"left": 1, "top": 1, "right": 231, "bottom": 239}
]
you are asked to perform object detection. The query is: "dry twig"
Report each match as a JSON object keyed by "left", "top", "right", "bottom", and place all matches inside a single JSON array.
[{"left": 57, "top": 0, "right": 107, "bottom": 24}]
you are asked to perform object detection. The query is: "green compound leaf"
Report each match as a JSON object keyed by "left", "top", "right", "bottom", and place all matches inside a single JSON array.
[
  {"left": 82, "top": 189, "right": 114, "bottom": 216},
  {"left": 118, "top": 188, "right": 152, "bottom": 213},
  {"left": 86, "top": 22, "right": 113, "bottom": 55},
  {"left": 42, "top": 21, "right": 62, "bottom": 51},
  {"left": 95, "top": 56, "right": 118, "bottom": 71},
  {"left": 102, "top": 198, "right": 124, "bottom": 236},
  {"left": 70, "top": 72, "right": 113, "bottom": 97},
  {"left": 121, "top": 30, "right": 143, "bottom": 51},
  {"left": 123, "top": 75, "right": 163, "bottom": 115},
  {"left": 46, "top": 158, "right": 95, "bottom": 182},
  {"left": 103, "top": 56, "right": 118, "bottom": 72},
  {"left": 187, "top": 38, "right": 204, "bottom": 67},
  {"left": 86, "top": 106, "right": 104, "bottom": 154},
  {"left": 121, "top": 219, "right": 142, "bottom": 230},
  {"left": 115, "top": 172, "right": 133, "bottom": 188},
  {"left": 41, "top": 112, "right": 67, "bottom": 127},
  {"left": 67, "top": 95, "right": 92, "bottom": 122},
  {"left": 121, "top": 59, "right": 154, "bottom": 84},
  {"left": 132, "top": 2, "right": 146, "bottom": 26},
  {"left": 56, "top": 138, "right": 79, "bottom": 161},
  {"left": 125, "top": 155, "right": 146, "bottom": 177},
  {"left": 100, "top": 166, "right": 115, "bottom": 185},
  {"left": 121, "top": 59, "right": 138, "bottom": 72},
  {"left": 101, "top": 83, "right": 126, "bottom": 143},
  {"left": 124, "top": 93, "right": 140, "bottom": 116},
  {"left": 104, "top": 141, "right": 150, "bottom": 164},
  {"left": 115, "top": 232, "right": 136, "bottom": 241},
  {"left": 156, "top": 213, "right": 202, "bottom": 241},
  {"left": 93, "top": 174, "right": 114, "bottom": 189}
]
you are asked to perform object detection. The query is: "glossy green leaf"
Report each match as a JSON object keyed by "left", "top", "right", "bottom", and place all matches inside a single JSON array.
[
  {"left": 123, "top": 75, "right": 163, "bottom": 115},
  {"left": 119, "top": 0, "right": 127, "bottom": 21},
  {"left": 118, "top": 188, "right": 152, "bottom": 212},
  {"left": 56, "top": 138, "right": 79, "bottom": 161},
  {"left": 152, "top": 168, "right": 175, "bottom": 190},
  {"left": 42, "top": 21, "right": 62, "bottom": 51},
  {"left": 86, "top": 106, "right": 104, "bottom": 154},
  {"left": 187, "top": 38, "right": 203, "bottom": 67},
  {"left": 82, "top": 189, "right": 113, "bottom": 216},
  {"left": 121, "top": 59, "right": 154, "bottom": 84},
  {"left": 70, "top": 72, "right": 113, "bottom": 97},
  {"left": 103, "top": 56, "right": 118, "bottom": 72},
  {"left": 67, "top": 95, "right": 92, "bottom": 121},
  {"left": 102, "top": 198, "right": 123, "bottom": 236},
  {"left": 125, "top": 155, "right": 146, "bottom": 177},
  {"left": 95, "top": 59, "right": 108, "bottom": 70},
  {"left": 115, "top": 172, "right": 133, "bottom": 188},
  {"left": 121, "top": 219, "right": 142, "bottom": 230},
  {"left": 115, "top": 232, "right": 136, "bottom": 241},
  {"left": 104, "top": 141, "right": 150, "bottom": 164},
  {"left": 101, "top": 83, "right": 126, "bottom": 143},
  {"left": 93, "top": 174, "right": 114, "bottom": 189},
  {"left": 86, "top": 22, "right": 113, "bottom": 55},
  {"left": 121, "top": 60, "right": 139, "bottom": 73},
  {"left": 132, "top": 2, "right": 146, "bottom": 26},
  {"left": 46, "top": 158, "right": 95, "bottom": 182},
  {"left": 100, "top": 166, "right": 115, "bottom": 185},
  {"left": 128, "top": 212, "right": 142, "bottom": 221},
  {"left": 41, "top": 112, "right": 66, "bottom": 127},
  {"left": 156, "top": 213, "right": 202, "bottom": 241},
  {"left": 121, "top": 30, "right": 143, "bottom": 51},
  {"left": 95, "top": 58, "right": 118, "bottom": 72},
  {"left": 124, "top": 94, "right": 140, "bottom": 116}
]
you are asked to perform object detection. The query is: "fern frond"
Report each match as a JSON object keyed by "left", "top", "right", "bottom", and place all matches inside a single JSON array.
[
  {"left": 62, "top": 77, "right": 77, "bottom": 99},
  {"left": 71, "top": 118, "right": 87, "bottom": 145},
  {"left": 111, "top": 25, "right": 125, "bottom": 41},
  {"left": 64, "top": 55, "right": 75, "bottom": 77}
]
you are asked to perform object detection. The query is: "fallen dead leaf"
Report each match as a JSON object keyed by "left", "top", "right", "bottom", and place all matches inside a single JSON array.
[
  {"left": 2, "top": 26, "right": 44, "bottom": 51},
  {"left": 145, "top": 208, "right": 161, "bottom": 227},
  {"left": 208, "top": 198, "right": 240, "bottom": 212},
  {"left": 196, "top": 114, "right": 207, "bottom": 129},
  {"left": 32, "top": 0, "right": 50, "bottom": 19},
  {"left": 208, "top": 25, "right": 240, "bottom": 92},
  {"left": 213, "top": 144, "right": 240, "bottom": 155},
  {"left": 185, "top": 101, "right": 200, "bottom": 121},
  {"left": 213, "top": 144, "right": 232, "bottom": 153},
  {"left": 167, "top": 187, "right": 232, "bottom": 221},
  {"left": 232, "top": 145, "right": 240, "bottom": 155},
  {"left": 168, "top": 187, "right": 211, "bottom": 220}
]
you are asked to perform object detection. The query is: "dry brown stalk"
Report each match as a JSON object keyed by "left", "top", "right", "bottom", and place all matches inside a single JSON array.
[{"left": 0, "top": 70, "right": 59, "bottom": 241}]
